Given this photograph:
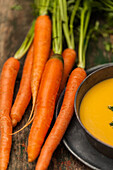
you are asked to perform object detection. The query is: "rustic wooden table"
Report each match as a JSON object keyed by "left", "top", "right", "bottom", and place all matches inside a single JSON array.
[{"left": 1, "top": 0, "right": 113, "bottom": 170}]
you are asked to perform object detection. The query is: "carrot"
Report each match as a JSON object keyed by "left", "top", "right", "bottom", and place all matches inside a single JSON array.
[
  {"left": 10, "top": 44, "right": 34, "bottom": 127},
  {"left": 0, "top": 57, "right": 20, "bottom": 170},
  {"left": 56, "top": 0, "right": 81, "bottom": 100},
  {"left": 35, "top": 67, "right": 86, "bottom": 170},
  {"left": 58, "top": 48, "right": 76, "bottom": 97},
  {"left": 27, "top": 54, "right": 63, "bottom": 162},
  {"left": 30, "top": 15, "right": 52, "bottom": 121}
]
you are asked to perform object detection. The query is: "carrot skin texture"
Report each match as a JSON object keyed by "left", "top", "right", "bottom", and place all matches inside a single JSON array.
[
  {"left": 10, "top": 44, "right": 34, "bottom": 127},
  {"left": 0, "top": 57, "right": 20, "bottom": 170},
  {"left": 28, "top": 55, "right": 63, "bottom": 162},
  {"left": 31, "top": 15, "right": 52, "bottom": 108},
  {"left": 58, "top": 48, "right": 76, "bottom": 96},
  {"left": 35, "top": 67, "right": 86, "bottom": 170}
]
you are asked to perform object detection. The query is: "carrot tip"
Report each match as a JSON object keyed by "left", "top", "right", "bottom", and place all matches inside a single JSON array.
[{"left": 11, "top": 119, "right": 17, "bottom": 127}]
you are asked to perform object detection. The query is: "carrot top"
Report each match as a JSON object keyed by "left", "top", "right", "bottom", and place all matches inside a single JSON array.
[
  {"left": 52, "top": 0, "right": 62, "bottom": 55},
  {"left": 78, "top": 0, "right": 92, "bottom": 69},
  {"left": 13, "top": 0, "right": 50, "bottom": 61},
  {"left": 35, "top": 0, "right": 50, "bottom": 16},
  {"left": 14, "top": 20, "right": 35, "bottom": 60},
  {"left": 59, "top": 0, "right": 81, "bottom": 49}
]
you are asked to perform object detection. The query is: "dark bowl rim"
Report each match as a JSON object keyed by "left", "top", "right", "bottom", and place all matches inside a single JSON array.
[{"left": 74, "top": 64, "right": 113, "bottom": 150}]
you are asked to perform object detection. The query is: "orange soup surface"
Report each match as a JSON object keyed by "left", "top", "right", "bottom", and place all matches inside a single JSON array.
[{"left": 80, "top": 78, "right": 113, "bottom": 146}]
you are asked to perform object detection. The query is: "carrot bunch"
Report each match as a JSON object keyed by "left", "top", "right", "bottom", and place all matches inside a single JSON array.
[
  {"left": 0, "top": 0, "right": 95, "bottom": 169},
  {"left": 35, "top": 0, "right": 92, "bottom": 169},
  {"left": 11, "top": 0, "right": 52, "bottom": 136},
  {"left": 0, "top": 20, "right": 35, "bottom": 170},
  {"left": 27, "top": 0, "right": 63, "bottom": 162}
]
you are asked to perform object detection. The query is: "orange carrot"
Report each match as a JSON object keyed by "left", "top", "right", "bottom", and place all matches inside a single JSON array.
[
  {"left": 58, "top": 48, "right": 76, "bottom": 97},
  {"left": 0, "top": 57, "right": 20, "bottom": 170},
  {"left": 57, "top": 0, "right": 80, "bottom": 99},
  {"left": 31, "top": 15, "right": 52, "bottom": 118},
  {"left": 10, "top": 44, "right": 34, "bottom": 127},
  {"left": 35, "top": 67, "right": 86, "bottom": 170},
  {"left": 27, "top": 54, "right": 64, "bottom": 162}
]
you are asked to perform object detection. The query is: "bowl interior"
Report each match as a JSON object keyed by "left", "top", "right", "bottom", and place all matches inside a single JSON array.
[{"left": 75, "top": 65, "right": 113, "bottom": 119}]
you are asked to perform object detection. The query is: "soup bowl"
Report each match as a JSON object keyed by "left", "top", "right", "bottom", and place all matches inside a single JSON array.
[{"left": 74, "top": 64, "right": 113, "bottom": 159}]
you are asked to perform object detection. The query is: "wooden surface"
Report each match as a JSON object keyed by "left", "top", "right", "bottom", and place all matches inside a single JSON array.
[{"left": 0, "top": 0, "right": 113, "bottom": 170}]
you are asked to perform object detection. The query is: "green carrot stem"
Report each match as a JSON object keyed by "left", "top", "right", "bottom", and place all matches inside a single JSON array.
[
  {"left": 83, "top": 21, "right": 99, "bottom": 64},
  {"left": 38, "top": 0, "right": 50, "bottom": 16},
  {"left": 70, "top": 0, "right": 81, "bottom": 49},
  {"left": 100, "top": 8, "right": 113, "bottom": 11},
  {"left": 53, "top": 0, "right": 62, "bottom": 54},
  {"left": 34, "top": 0, "right": 39, "bottom": 10},
  {"left": 100, "top": 0, "right": 113, "bottom": 10},
  {"left": 52, "top": 0, "right": 57, "bottom": 53},
  {"left": 96, "top": 0, "right": 113, "bottom": 11},
  {"left": 78, "top": 8, "right": 86, "bottom": 69},
  {"left": 83, "top": 10, "right": 91, "bottom": 39},
  {"left": 82, "top": 29, "right": 92, "bottom": 68},
  {"left": 82, "top": 10, "right": 91, "bottom": 68},
  {"left": 106, "top": 0, "right": 113, "bottom": 6},
  {"left": 52, "top": 1, "right": 56, "bottom": 52},
  {"left": 57, "top": 4, "right": 62, "bottom": 54},
  {"left": 58, "top": 0, "right": 73, "bottom": 49},
  {"left": 78, "top": 0, "right": 91, "bottom": 69},
  {"left": 63, "top": 23, "right": 72, "bottom": 49},
  {"left": 14, "top": 20, "right": 35, "bottom": 60}
]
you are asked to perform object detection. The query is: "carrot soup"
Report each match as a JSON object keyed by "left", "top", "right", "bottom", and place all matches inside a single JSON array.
[{"left": 80, "top": 78, "right": 113, "bottom": 146}]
